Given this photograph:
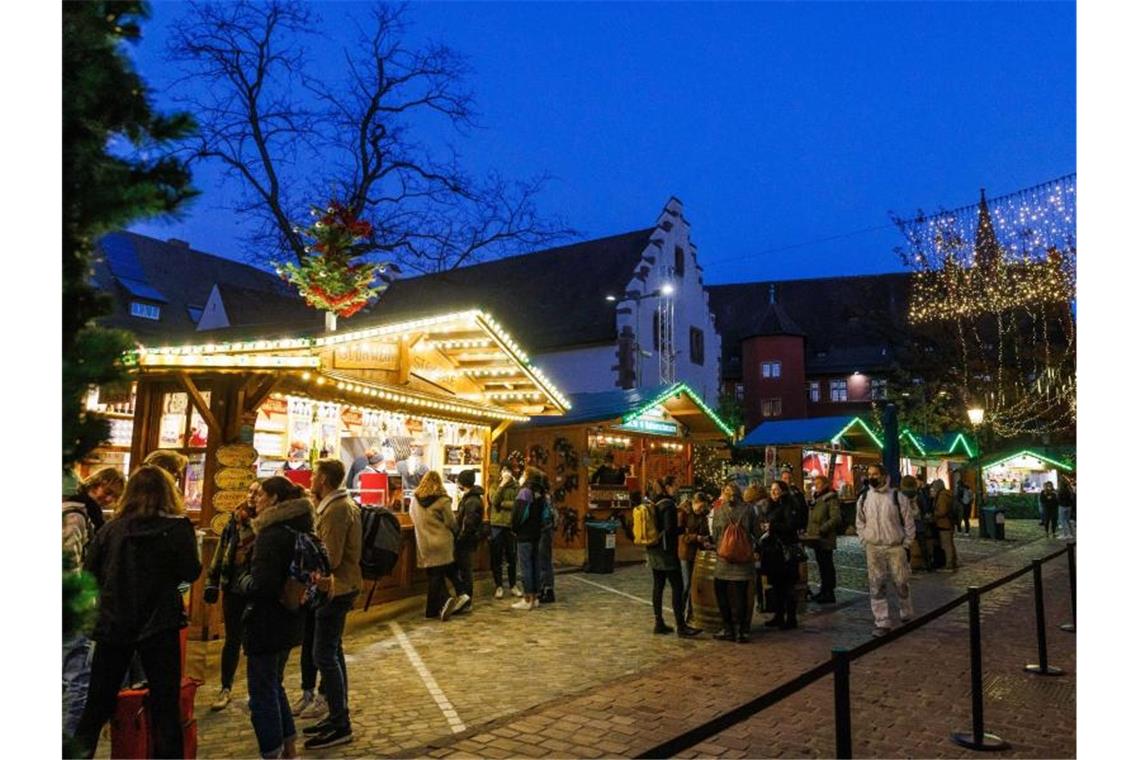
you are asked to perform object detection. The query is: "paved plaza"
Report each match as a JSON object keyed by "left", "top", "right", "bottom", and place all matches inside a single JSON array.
[{"left": 175, "top": 521, "right": 1074, "bottom": 758}]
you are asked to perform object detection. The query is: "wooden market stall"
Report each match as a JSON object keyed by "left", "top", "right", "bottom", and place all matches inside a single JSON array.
[
  {"left": 500, "top": 383, "right": 735, "bottom": 566},
  {"left": 83, "top": 309, "right": 570, "bottom": 639}
]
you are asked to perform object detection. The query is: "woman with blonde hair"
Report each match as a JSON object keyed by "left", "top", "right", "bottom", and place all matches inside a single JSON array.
[
  {"left": 73, "top": 466, "right": 201, "bottom": 758},
  {"left": 409, "top": 471, "right": 469, "bottom": 621}
]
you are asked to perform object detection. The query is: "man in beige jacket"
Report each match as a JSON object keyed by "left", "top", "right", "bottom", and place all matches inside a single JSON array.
[{"left": 303, "top": 459, "right": 362, "bottom": 750}]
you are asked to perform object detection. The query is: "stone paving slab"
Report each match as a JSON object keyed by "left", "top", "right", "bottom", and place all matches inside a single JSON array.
[{"left": 146, "top": 520, "right": 1070, "bottom": 759}]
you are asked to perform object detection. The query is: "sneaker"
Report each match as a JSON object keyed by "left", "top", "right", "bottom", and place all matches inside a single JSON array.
[
  {"left": 511, "top": 584, "right": 524, "bottom": 597},
  {"left": 677, "top": 625, "right": 702, "bottom": 638},
  {"left": 510, "top": 598, "right": 533, "bottom": 610},
  {"left": 455, "top": 593, "right": 472, "bottom": 613},
  {"left": 299, "top": 693, "right": 328, "bottom": 720},
  {"left": 210, "top": 688, "right": 231, "bottom": 712},
  {"left": 302, "top": 718, "right": 334, "bottom": 736},
  {"left": 871, "top": 626, "right": 890, "bottom": 638},
  {"left": 440, "top": 596, "right": 457, "bottom": 622},
  {"left": 290, "top": 690, "right": 315, "bottom": 717},
  {"left": 304, "top": 725, "right": 353, "bottom": 750},
  {"left": 494, "top": 586, "right": 505, "bottom": 599},
  {"left": 712, "top": 629, "right": 736, "bottom": 642}
]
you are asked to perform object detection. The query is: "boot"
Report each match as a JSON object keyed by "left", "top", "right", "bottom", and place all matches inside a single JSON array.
[
  {"left": 780, "top": 612, "right": 798, "bottom": 630},
  {"left": 653, "top": 618, "right": 674, "bottom": 635},
  {"left": 764, "top": 615, "right": 785, "bottom": 628},
  {"left": 677, "top": 624, "right": 702, "bottom": 638},
  {"left": 713, "top": 625, "right": 736, "bottom": 641}
]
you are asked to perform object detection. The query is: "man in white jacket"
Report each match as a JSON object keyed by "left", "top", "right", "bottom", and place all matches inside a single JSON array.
[{"left": 856, "top": 464, "right": 916, "bottom": 637}]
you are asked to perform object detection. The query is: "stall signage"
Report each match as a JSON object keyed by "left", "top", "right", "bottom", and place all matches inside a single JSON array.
[
  {"left": 258, "top": 397, "right": 288, "bottom": 420},
  {"left": 617, "top": 418, "right": 679, "bottom": 436},
  {"left": 1005, "top": 455, "right": 1047, "bottom": 470},
  {"left": 215, "top": 467, "right": 256, "bottom": 491},
  {"left": 341, "top": 407, "right": 363, "bottom": 434},
  {"left": 212, "top": 489, "right": 249, "bottom": 513},
  {"left": 216, "top": 443, "right": 258, "bottom": 468},
  {"left": 332, "top": 341, "right": 399, "bottom": 370}
]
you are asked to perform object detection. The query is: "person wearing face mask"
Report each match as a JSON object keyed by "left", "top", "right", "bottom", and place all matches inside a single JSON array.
[{"left": 856, "top": 465, "right": 916, "bottom": 637}]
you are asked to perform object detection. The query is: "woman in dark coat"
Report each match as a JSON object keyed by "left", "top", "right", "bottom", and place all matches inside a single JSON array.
[
  {"left": 645, "top": 479, "right": 701, "bottom": 638},
  {"left": 237, "top": 477, "right": 315, "bottom": 759},
  {"left": 73, "top": 466, "right": 202, "bottom": 759},
  {"left": 762, "top": 480, "right": 803, "bottom": 630}
]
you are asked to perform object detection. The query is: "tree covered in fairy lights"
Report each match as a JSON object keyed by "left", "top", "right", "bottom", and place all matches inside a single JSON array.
[{"left": 891, "top": 175, "right": 1076, "bottom": 439}]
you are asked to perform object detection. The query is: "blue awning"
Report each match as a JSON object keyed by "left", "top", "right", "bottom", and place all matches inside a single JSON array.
[{"left": 739, "top": 416, "right": 868, "bottom": 447}]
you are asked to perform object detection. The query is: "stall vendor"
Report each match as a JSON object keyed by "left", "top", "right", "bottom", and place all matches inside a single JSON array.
[{"left": 590, "top": 453, "right": 627, "bottom": 485}]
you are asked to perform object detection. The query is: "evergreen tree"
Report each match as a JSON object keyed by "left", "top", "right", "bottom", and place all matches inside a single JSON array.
[{"left": 63, "top": 1, "right": 197, "bottom": 472}]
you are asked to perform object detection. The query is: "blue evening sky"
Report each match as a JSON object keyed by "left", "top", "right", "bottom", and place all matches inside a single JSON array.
[{"left": 129, "top": 1, "right": 1075, "bottom": 285}]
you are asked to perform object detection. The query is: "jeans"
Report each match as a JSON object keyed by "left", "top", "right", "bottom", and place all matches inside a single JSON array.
[
  {"left": 539, "top": 528, "right": 555, "bottom": 592},
  {"left": 766, "top": 557, "right": 799, "bottom": 623},
  {"left": 62, "top": 633, "right": 93, "bottom": 738},
  {"left": 651, "top": 568, "right": 685, "bottom": 624},
  {"left": 1043, "top": 507, "right": 1059, "bottom": 537},
  {"left": 866, "top": 544, "right": 914, "bottom": 629},
  {"left": 425, "top": 563, "right": 462, "bottom": 617},
  {"left": 517, "top": 540, "right": 541, "bottom": 595},
  {"left": 489, "top": 527, "right": 517, "bottom": 589},
  {"left": 74, "top": 628, "right": 183, "bottom": 759},
  {"left": 813, "top": 547, "right": 836, "bottom": 596},
  {"left": 247, "top": 649, "right": 295, "bottom": 758},
  {"left": 454, "top": 545, "right": 475, "bottom": 599},
  {"left": 714, "top": 578, "right": 753, "bottom": 634},
  {"left": 314, "top": 592, "right": 357, "bottom": 730},
  {"left": 220, "top": 591, "right": 248, "bottom": 690},
  {"left": 1059, "top": 506, "right": 1074, "bottom": 539},
  {"left": 299, "top": 608, "right": 319, "bottom": 693},
  {"left": 679, "top": 559, "right": 694, "bottom": 619}
]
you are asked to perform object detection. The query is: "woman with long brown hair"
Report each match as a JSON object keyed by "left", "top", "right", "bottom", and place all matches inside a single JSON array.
[
  {"left": 409, "top": 471, "right": 468, "bottom": 621},
  {"left": 73, "top": 465, "right": 202, "bottom": 758}
]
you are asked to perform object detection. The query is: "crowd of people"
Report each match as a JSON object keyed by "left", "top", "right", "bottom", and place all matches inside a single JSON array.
[{"left": 64, "top": 447, "right": 1071, "bottom": 757}]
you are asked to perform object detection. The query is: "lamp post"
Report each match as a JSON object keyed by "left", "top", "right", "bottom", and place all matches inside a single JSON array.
[
  {"left": 967, "top": 406, "right": 985, "bottom": 536},
  {"left": 605, "top": 284, "right": 673, "bottom": 387}
]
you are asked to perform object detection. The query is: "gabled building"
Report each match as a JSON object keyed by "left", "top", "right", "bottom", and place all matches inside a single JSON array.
[{"left": 708, "top": 273, "right": 912, "bottom": 429}]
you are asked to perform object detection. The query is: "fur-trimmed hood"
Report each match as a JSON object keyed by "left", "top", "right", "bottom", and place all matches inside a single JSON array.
[{"left": 252, "top": 497, "right": 315, "bottom": 534}]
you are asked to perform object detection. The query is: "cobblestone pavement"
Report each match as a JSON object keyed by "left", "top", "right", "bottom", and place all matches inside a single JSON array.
[{"left": 171, "top": 520, "right": 1071, "bottom": 759}]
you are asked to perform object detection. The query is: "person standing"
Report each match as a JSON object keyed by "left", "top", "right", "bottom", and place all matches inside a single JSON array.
[
  {"left": 677, "top": 493, "right": 711, "bottom": 622},
  {"left": 489, "top": 467, "right": 522, "bottom": 599},
  {"left": 911, "top": 474, "right": 935, "bottom": 572},
  {"left": 1039, "top": 481, "right": 1060, "bottom": 539},
  {"left": 954, "top": 479, "right": 974, "bottom": 535},
  {"left": 931, "top": 478, "right": 957, "bottom": 572},
  {"left": 855, "top": 464, "right": 915, "bottom": 637},
  {"left": 762, "top": 480, "right": 803, "bottom": 629},
  {"left": 710, "top": 483, "right": 761, "bottom": 643},
  {"left": 203, "top": 479, "right": 259, "bottom": 712},
  {"left": 646, "top": 480, "right": 701, "bottom": 637},
  {"left": 781, "top": 470, "right": 810, "bottom": 532},
  {"left": 409, "top": 471, "right": 469, "bottom": 621},
  {"left": 511, "top": 468, "right": 548, "bottom": 611},
  {"left": 300, "top": 459, "right": 362, "bottom": 750},
  {"left": 237, "top": 477, "right": 314, "bottom": 760},
  {"left": 62, "top": 467, "right": 126, "bottom": 740},
  {"left": 1057, "top": 476, "right": 1075, "bottom": 540},
  {"left": 72, "top": 466, "right": 201, "bottom": 759},
  {"left": 805, "top": 475, "right": 842, "bottom": 604},
  {"left": 454, "top": 470, "right": 485, "bottom": 612}
]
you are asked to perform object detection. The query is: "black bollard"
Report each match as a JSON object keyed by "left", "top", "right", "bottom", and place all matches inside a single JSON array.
[
  {"left": 832, "top": 648, "right": 852, "bottom": 759},
  {"left": 1025, "top": 559, "right": 1064, "bottom": 675},
  {"left": 951, "top": 587, "right": 1010, "bottom": 751},
  {"left": 1059, "top": 542, "right": 1076, "bottom": 633}
]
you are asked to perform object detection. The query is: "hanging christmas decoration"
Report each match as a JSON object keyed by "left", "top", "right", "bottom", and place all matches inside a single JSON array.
[
  {"left": 893, "top": 175, "right": 1076, "bottom": 438},
  {"left": 277, "top": 201, "right": 399, "bottom": 319}
]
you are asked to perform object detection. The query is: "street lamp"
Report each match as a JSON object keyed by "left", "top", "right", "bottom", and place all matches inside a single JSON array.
[
  {"left": 967, "top": 405, "right": 986, "bottom": 536},
  {"left": 605, "top": 285, "right": 672, "bottom": 387}
]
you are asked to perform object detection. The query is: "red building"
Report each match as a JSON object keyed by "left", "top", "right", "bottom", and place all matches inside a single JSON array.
[{"left": 709, "top": 275, "right": 912, "bottom": 431}]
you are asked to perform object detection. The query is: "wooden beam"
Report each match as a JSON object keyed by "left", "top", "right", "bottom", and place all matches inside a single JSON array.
[
  {"left": 176, "top": 372, "right": 221, "bottom": 435},
  {"left": 397, "top": 338, "right": 411, "bottom": 385},
  {"left": 491, "top": 419, "right": 513, "bottom": 443},
  {"left": 243, "top": 375, "right": 279, "bottom": 415}
]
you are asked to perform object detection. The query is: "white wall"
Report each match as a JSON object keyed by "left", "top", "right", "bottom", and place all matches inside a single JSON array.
[
  {"left": 531, "top": 344, "right": 619, "bottom": 395},
  {"left": 614, "top": 198, "right": 722, "bottom": 403}
]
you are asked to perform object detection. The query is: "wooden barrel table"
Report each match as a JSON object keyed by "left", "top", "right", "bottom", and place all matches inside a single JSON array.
[{"left": 691, "top": 549, "right": 755, "bottom": 630}]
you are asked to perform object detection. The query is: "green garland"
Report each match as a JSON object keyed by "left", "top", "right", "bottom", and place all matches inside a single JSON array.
[{"left": 278, "top": 201, "right": 398, "bottom": 318}]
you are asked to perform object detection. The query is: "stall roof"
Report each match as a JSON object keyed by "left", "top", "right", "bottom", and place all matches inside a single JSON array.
[
  {"left": 131, "top": 309, "right": 571, "bottom": 420},
  {"left": 519, "top": 382, "right": 734, "bottom": 439},
  {"left": 739, "top": 415, "right": 883, "bottom": 450},
  {"left": 981, "top": 448, "right": 1075, "bottom": 472},
  {"left": 901, "top": 430, "right": 976, "bottom": 459}
]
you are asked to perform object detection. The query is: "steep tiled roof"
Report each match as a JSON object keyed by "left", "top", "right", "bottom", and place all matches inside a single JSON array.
[
  {"left": 363, "top": 229, "right": 656, "bottom": 352},
  {"left": 708, "top": 272, "right": 913, "bottom": 379},
  {"left": 92, "top": 231, "right": 310, "bottom": 340}
]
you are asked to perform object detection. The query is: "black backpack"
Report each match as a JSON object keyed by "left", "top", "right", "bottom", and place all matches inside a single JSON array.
[{"left": 359, "top": 504, "right": 403, "bottom": 581}]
